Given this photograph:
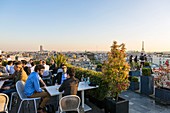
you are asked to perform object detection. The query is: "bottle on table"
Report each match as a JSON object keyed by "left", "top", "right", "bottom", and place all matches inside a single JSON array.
[
  {"left": 81, "top": 75, "right": 84, "bottom": 82},
  {"left": 87, "top": 77, "right": 90, "bottom": 85}
]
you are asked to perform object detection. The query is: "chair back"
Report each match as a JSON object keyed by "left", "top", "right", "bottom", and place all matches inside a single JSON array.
[
  {"left": 0, "top": 93, "right": 9, "bottom": 112},
  {"left": 16, "top": 80, "right": 27, "bottom": 100},
  {"left": 59, "top": 95, "right": 80, "bottom": 112}
]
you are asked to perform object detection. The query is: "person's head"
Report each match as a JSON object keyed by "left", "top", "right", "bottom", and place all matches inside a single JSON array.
[
  {"left": 42, "top": 60, "right": 46, "bottom": 65},
  {"left": 0, "top": 61, "right": 2, "bottom": 67},
  {"left": 7, "top": 55, "right": 10, "bottom": 58},
  {"left": 34, "top": 64, "right": 45, "bottom": 76},
  {"left": 39, "top": 60, "right": 43, "bottom": 65},
  {"left": 14, "top": 61, "right": 22, "bottom": 72},
  {"left": 50, "top": 59, "right": 55, "bottom": 64},
  {"left": 21, "top": 60, "right": 27, "bottom": 67},
  {"left": 67, "top": 68, "right": 75, "bottom": 78},
  {"left": 61, "top": 63, "right": 67, "bottom": 73},
  {"left": 31, "top": 62, "right": 35, "bottom": 67},
  {"left": 0, "top": 57, "right": 2, "bottom": 66},
  {"left": 8, "top": 61, "right": 13, "bottom": 66},
  {"left": 29, "top": 59, "right": 33, "bottom": 63}
]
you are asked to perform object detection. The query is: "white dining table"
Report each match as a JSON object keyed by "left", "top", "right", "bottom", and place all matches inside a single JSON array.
[
  {"left": 45, "top": 81, "right": 98, "bottom": 112},
  {"left": 0, "top": 81, "right": 5, "bottom": 88}
]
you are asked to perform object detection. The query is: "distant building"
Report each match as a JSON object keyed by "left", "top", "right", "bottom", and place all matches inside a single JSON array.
[
  {"left": 141, "top": 41, "right": 145, "bottom": 53},
  {"left": 40, "top": 45, "right": 43, "bottom": 52}
]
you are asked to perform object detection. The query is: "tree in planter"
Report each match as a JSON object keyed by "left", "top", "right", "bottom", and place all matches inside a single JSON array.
[
  {"left": 102, "top": 41, "right": 130, "bottom": 101},
  {"left": 50, "top": 53, "right": 67, "bottom": 68}
]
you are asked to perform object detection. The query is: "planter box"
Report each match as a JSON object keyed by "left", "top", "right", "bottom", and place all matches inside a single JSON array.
[
  {"left": 129, "top": 70, "right": 140, "bottom": 76},
  {"left": 129, "top": 82, "right": 139, "bottom": 91},
  {"left": 88, "top": 96, "right": 105, "bottom": 109},
  {"left": 140, "top": 76, "right": 154, "bottom": 95},
  {"left": 155, "top": 87, "right": 170, "bottom": 104},
  {"left": 105, "top": 97, "right": 129, "bottom": 113}
]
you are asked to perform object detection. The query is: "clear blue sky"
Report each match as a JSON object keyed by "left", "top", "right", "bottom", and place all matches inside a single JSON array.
[{"left": 1, "top": 0, "right": 170, "bottom": 52}]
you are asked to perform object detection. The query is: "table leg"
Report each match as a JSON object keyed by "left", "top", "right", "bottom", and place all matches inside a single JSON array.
[{"left": 81, "top": 90, "right": 84, "bottom": 108}]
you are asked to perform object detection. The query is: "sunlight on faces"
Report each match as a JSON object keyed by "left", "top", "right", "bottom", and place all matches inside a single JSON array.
[
  {"left": 38, "top": 69, "right": 45, "bottom": 76},
  {"left": 50, "top": 59, "right": 54, "bottom": 64},
  {"left": 14, "top": 64, "right": 22, "bottom": 72},
  {"left": 62, "top": 66, "right": 67, "bottom": 73}
]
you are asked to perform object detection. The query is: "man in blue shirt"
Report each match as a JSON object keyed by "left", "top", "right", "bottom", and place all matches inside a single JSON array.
[
  {"left": 24, "top": 64, "right": 50, "bottom": 113},
  {"left": 55, "top": 63, "right": 68, "bottom": 85}
]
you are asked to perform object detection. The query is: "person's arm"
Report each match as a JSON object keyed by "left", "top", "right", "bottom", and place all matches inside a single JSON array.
[
  {"left": 0, "top": 72, "right": 9, "bottom": 77},
  {"left": 0, "top": 74, "right": 12, "bottom": 80},
  {"left": 39, "top": 77, "right": 46, "bottom": 87},
  {"left": 59, "top": 81, "right": 65, "bottom": 92},
  {"left": 33, "top": 75, "right": 42, "bottom": 92}
]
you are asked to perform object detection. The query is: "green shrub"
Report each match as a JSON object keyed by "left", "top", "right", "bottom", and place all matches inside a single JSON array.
[
  {"left": 131, "top": 76, "right": 139, "bottom": 82},
  {"left": 142, "top": 68, "right": 151, "bottom": 76},
  {"left": 67, "top": 65, "right": 109, "bottom": 100},
  {"left": 144, "top": 62, "right": 150, "bottom": 67},
  {"left": 2, "top": 60, "right": 8, "bottom": 66}
]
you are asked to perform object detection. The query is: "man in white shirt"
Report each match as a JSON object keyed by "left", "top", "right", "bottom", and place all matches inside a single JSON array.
[{"left": 42, "top": 60, "right": 50, "bottom": 77}]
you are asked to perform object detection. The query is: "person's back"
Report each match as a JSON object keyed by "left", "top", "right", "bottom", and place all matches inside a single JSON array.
[
  {"left": 24, "top": 64, "right": 50, "bottom": 113},
  {"left": 140, "top": 54, "right": 145, "bottom": 61},
  {"left": 59, "top": 77, "right": 79, "bottom": 96},
  {"left": 49, "top": 59, "right": 58, "bottom": 75},
  {"left": 134, "top": 56, "right": 138, "bottom": 63},
  {"left": 129, "top": 55, "right": 133, "bottom": 63},
  {"left": 24, "top": 72, "right": 41, "bottom": 96},
  {"left": 59, "top": 68, "right": 79, "bottom": 96}
]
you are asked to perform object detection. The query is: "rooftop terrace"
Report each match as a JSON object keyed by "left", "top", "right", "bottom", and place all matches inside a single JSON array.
[{"left": 10, "top": 90, "right": 170, "bottom": 113}]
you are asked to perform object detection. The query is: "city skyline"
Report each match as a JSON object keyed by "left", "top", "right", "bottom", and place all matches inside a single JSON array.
[{"left": 1, "top": 0, "right": 170, "bottom": 52}]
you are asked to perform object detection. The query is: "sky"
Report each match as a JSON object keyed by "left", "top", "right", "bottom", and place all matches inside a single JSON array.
[{"left": 1, "top": 0, "right": 170, "bottom": 52}]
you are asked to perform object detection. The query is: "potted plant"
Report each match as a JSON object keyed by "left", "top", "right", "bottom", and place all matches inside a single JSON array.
[
  {"left": 129, "top": 76, "right": 139, "bottom": 91},
  {"left": 154, "top": 67, "right": 170, "bottom": 104},
  {"left": 140, "top": 67, "right": 154, "bottom": 95},
  {"left": 102, "top": 41, "right": 130, "bottom": 113},
  {"left": 129, "top": 62, "right": 140, "bottom": 76}
]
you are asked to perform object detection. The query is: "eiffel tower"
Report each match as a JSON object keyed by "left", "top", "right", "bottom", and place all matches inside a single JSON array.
[{"left": 141, "top": 41, "right": 145, "bottom": 53}]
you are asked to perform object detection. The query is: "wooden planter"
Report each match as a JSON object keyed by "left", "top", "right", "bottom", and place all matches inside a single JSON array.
[
  {"left": 130, "top": 82, "right": 139, "bottom": 91},
  {"left": 105, "top": 97, "right": 129, "bottom": 113},
  {"left": 155, "top": 87, "right": 170, "bottom": 104},
  {"left": 129, "top": 70, "right": 140, "bottom": 77},
  {"left": 140, "top": 76, "right": 154, "bottom": 95}
]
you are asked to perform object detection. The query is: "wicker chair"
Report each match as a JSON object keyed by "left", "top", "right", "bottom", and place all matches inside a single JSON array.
[
  {"left": 59, "top": 95, "right": 81, "bottom": 113},
  {"left": 0, "top": 93, "right": 9, "bottom": 113}
]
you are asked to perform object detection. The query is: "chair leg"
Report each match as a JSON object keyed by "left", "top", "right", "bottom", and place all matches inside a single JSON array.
[
  {"left": 77, "top": 108, "right": 80, "bottom": 113},
  {"left": 33, "top": 99, "right": 37, "bottom": 113},
  {"left": 9, "top": 92, "right": 17, "bottom": 110},
  {"left": 17, "top": 100, "right": 23, "bottom": 113},
  {"left": 5, "top": 109, "right": 9, "bottom": 113}
]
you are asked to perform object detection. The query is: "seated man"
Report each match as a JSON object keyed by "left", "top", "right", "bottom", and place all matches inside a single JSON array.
[
  {"left": 49, "top": 59, "right": 58, "bottom": 75},
  {"left": 55, "top": 64, "right": 68, "bottom": 85},
  {"left": 21, "top": 60, "right": 31, "bottom": 75},
  {"left": 24, "top": 64, "right": 50, "bottom": 113},
  {"left": 0, "top": 61, "right": 28, "bottom": 96},
  {"left": 0, "top": 59, "right": 9, "bottom": 76},
  {"left": 59, "top": 68, "right": 79, "bottom": 96}
]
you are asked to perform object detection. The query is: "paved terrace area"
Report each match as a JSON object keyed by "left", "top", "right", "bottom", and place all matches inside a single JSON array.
[{"left": 10, "top": 90, "right": 170, "bottom": 113}]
